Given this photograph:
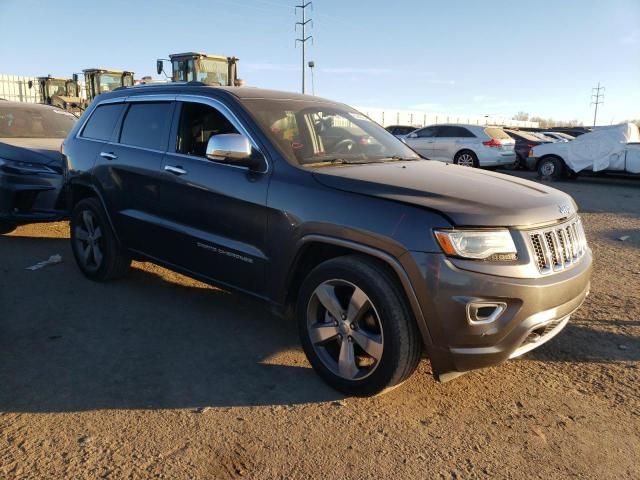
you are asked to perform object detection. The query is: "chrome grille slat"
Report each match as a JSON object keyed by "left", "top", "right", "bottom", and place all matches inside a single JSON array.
[{"left": 527, "top": 217, "right": 587, "bottom": 275}]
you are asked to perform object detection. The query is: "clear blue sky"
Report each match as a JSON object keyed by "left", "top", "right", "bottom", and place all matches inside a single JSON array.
[{"left": 1, "top": 0, "right": 638, "bottom": 124}]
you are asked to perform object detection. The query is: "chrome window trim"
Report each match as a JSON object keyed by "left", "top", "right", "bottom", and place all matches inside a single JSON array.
[
  {"left": 75, "top": 93, "right": 270, "bottom": 174},
  {"left": 164, "top": 151, "right": 257, "bottom": 172},
  {"left": 75, "top": 96, "right": 127, "bottom": 141}
]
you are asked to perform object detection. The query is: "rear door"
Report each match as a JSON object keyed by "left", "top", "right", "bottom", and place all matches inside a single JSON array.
[
  {"left": 432, "top": 126, "right": 476, "bottom": 161},
  {"left": 94, "top": 96, "right": 176, "bottom": 257}
]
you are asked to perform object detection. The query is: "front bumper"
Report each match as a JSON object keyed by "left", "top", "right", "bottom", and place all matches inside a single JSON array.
[
  {"left": 0, "top": 169, "right": 67, "bottom": 224},
  {"left": 402, "top": 250, "right": 592, "bottom": 377}
]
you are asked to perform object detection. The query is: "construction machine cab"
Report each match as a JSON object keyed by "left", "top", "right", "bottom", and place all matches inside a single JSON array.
[
  {"left": 28, "top": 75, "right": 83, "bottom": 113},
  {"left": 83, "top": 69, "right": 135, "bottom": 102},
  {"left": 158, "top": 52, "right": 241, "bottom": 87}
]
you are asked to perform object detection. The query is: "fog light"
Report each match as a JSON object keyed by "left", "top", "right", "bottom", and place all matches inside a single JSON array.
[{"left": 466, "top": 302, "right": 507, "bottom": 325}]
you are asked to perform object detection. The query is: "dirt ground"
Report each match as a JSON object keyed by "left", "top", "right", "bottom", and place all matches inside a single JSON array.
[{"left": 1, "top": 171, "right": 639, "bottom": 479}]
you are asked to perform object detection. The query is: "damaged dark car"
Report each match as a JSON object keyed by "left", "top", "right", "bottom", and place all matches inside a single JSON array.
[{"left": 0, "top": 101, "right": 76, "bottom": 234}]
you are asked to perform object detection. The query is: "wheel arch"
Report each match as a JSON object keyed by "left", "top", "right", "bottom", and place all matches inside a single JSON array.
[
  {"left": 283, "top": 235, "right": 433, "bottom": 349},
  {"left": 68, "top": 180, "right": 122, "bottom": 245},
  {"left": 454, "top": 148, "right": 478, "bottom": 164}
]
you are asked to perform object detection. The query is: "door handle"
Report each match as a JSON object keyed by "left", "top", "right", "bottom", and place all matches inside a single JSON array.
[
  {"left": 100, "top": 152, "right": 117, "bottom": 160},
  {"left": 164, "top": 165, "right": 187, "bottom": 175}
]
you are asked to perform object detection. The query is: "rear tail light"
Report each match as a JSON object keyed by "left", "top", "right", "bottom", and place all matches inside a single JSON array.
[{"left": 482, "top": 138, "right": 502, "bottom": 148}]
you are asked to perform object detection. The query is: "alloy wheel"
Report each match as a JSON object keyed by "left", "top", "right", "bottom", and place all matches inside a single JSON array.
[
  {"left": 540, "top": 161, "right": 555, "bottom": 176},
  {"left": 306, "top": 279, "right": 384, "bottom": 381},
  {"left": 457, "top": 153, "right": 475, "bottom": 167},
  {"left": 74, "top": 210, "right": 104, "bottom": 272}
]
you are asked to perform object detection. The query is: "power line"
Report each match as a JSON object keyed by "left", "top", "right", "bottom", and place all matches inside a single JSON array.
[
  {"left": 295, "top": 2, "right": 313, "bottom": 94},
  {"left": 591, "top": 82, "right": 605, "bottom": 127}
]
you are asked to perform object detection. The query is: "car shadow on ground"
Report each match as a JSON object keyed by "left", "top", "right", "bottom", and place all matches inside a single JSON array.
[
  {"left": 0, "top": 235, "right": 342, "bottom": 414},
  {"left": 527, "top": 321, "right": 640, "bottom": 363}
]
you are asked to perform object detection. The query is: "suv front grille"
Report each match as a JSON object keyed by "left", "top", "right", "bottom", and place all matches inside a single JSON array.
[{"left": 528, "top": 218, "right": 587, "bottom": 274}]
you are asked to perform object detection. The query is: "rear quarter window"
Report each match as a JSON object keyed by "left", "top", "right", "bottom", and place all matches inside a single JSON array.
[
  {"left": 484, "top": 127, "right": 511, "bottom": 140},
  {"left": 81, "top": 103, "right": 125, "bottom": 141}
]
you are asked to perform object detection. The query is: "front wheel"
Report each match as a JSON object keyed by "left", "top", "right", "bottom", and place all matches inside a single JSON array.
[
  {"left": 297, "top": 255, "right": 422, "bottom": 396},
  {"left": 537, "top": 156, "right": 565, "bottom": 180},
  {"left": 70, "top": 197, "right": 131, "bottom": 281}
]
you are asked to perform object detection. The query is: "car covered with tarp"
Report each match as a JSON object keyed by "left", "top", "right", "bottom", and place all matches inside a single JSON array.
[{"left": 528, "top": 123, "right": 640, "bottom": 179}]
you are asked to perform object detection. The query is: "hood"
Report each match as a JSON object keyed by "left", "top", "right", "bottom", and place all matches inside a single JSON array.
[
  {"left": 532, "top": 141, "right": 569, "bottom": 158},
  {"left": 0, "top": 138, "right": 64, "bottom": 166},
  {"left": 312, "top": 160, "right": 576, "bottom": 227}
]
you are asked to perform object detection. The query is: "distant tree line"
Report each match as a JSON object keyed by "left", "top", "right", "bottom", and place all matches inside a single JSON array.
[
  {"left": 512, "top": 111, "right": 583, "bottom": 128},
  {"left": 513, "top": 112, "right": 640, "bottom": 129}
]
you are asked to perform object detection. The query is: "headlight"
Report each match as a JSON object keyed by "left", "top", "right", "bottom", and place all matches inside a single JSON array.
[
  {"left": 0, "top": 157, "right": 58, "bottom": 174},
  {"left": 434, "top": 229, "right": 517, "bottom": 260}
]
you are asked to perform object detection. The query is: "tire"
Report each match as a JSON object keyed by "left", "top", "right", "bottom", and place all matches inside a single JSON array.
[
  {"left": 296, "top": 255, "right": 422, "bottom": 396},
  {"left": 0, "top": 221, "right": 17, "bottom": 235},
  {"left": 454, "top": 150, "right": 479, "bottom": 168},
  {"left": 537, "top": 156, "right": 565, "bottom": 180},
  {"left": 70, "top": 197, "right": 130, "bottom": 281}
]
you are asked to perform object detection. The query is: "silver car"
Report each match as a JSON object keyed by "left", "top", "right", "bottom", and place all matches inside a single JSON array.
[{"left": 404, "top": 124, "right": 516, "bottom": 168}]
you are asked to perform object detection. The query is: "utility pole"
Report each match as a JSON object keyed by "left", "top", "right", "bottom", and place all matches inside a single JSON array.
[
  {"left": 295, "top": 2, "right": 313, "bottom": 94},
  {"left": 591, "top": 82, "right": 605, "bottom": 127}
]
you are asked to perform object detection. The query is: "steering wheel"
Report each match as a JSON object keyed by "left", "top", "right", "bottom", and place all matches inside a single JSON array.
[{"left": 333, "top": 138, "right": 356, "bottom": 154}]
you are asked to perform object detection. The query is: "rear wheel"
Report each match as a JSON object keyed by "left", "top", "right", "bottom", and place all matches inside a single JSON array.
[
  {"left": 454, "top": 150, "right": 479, "bottom": 168},
  {"left": 297, "top": 255, "right": 422, "bottom": 396},
  {"left": 70, "top": 197, "right": 131, "bottom": 281},
  {"left": 0, "top": 221, "right": 17, "bottom": 235},
  {"left": 537, "top": 156, "right": 565, "bottom": 180}
]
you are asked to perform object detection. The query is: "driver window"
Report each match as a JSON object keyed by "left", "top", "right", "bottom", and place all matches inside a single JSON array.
[{"left": 176, "top": 102, "right": 238, "bottom": 158}]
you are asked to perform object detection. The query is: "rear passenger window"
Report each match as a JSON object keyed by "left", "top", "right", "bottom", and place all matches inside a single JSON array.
[
  {"left": 438, "top": 126, "right": 475, "bottom": 137},
  {"left": 81, "top": 103, "right": 125, "bottom": 141},
  {"left": 119, "top": 102, "right": 173, "bottom": 150}
]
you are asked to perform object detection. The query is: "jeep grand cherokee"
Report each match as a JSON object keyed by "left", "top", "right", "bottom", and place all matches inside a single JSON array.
[{"left": 62, "top": 84, "right": 592, "bottom": 396}]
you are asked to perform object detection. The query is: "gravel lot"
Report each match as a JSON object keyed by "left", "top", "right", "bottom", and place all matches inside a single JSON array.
[{"left": 1, "top": 171, "right": 639, "bottom": 479}]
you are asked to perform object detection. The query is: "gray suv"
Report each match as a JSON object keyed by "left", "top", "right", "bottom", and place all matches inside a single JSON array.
[{"left": 62, "top": 84, "right": 592, "bottom": 396}]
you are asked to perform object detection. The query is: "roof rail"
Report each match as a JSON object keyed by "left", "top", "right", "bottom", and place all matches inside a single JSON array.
[{"left": 112, "top": 81, "right": 209, "bottom": 92}]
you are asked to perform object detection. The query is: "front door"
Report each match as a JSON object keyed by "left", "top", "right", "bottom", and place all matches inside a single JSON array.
[{"left": 155, "top": 97, "right": 270, "bottom": 296}]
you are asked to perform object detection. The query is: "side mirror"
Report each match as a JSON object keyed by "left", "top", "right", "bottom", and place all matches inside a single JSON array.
[
  {"left": 28, "top": 80, "right": 33, "bottom": 89},
  {"left": 408, "top": 132, "right": 417, "bottom": 138},
  {"left": 156, "top": 60, "right": 164, "bottom": 76},
  {"left": 206, "top": 134, "right": 263, "bottom": 170}
]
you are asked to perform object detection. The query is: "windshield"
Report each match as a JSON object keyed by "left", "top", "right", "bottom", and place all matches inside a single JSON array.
[
  {"left": 97, "top": 73, "right": 124, "bottom": 93},
  {"left": 0, "top": 105, "right": 76, "bottom": 138},
  {"left": 241, "top": 98, "right": 420, "bottom": 166},
  {"left": 197, "top": 58, "right": 229, "bottom": 86},
  {"left": 46, "top": 80, "right": 67, "bottom": 98}
]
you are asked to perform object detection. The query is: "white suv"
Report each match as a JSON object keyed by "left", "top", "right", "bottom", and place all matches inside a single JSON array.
[{"left": 403, "top": 124, "right": 516, "bottom": 168}]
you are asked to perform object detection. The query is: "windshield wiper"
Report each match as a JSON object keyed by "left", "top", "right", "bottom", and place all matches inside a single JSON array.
[
  {"left": 303, "top": 155, "right": 377, "bottom": 167},
  {"left": 375, "top": 155, "right": 421, "bottom": 162}
]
